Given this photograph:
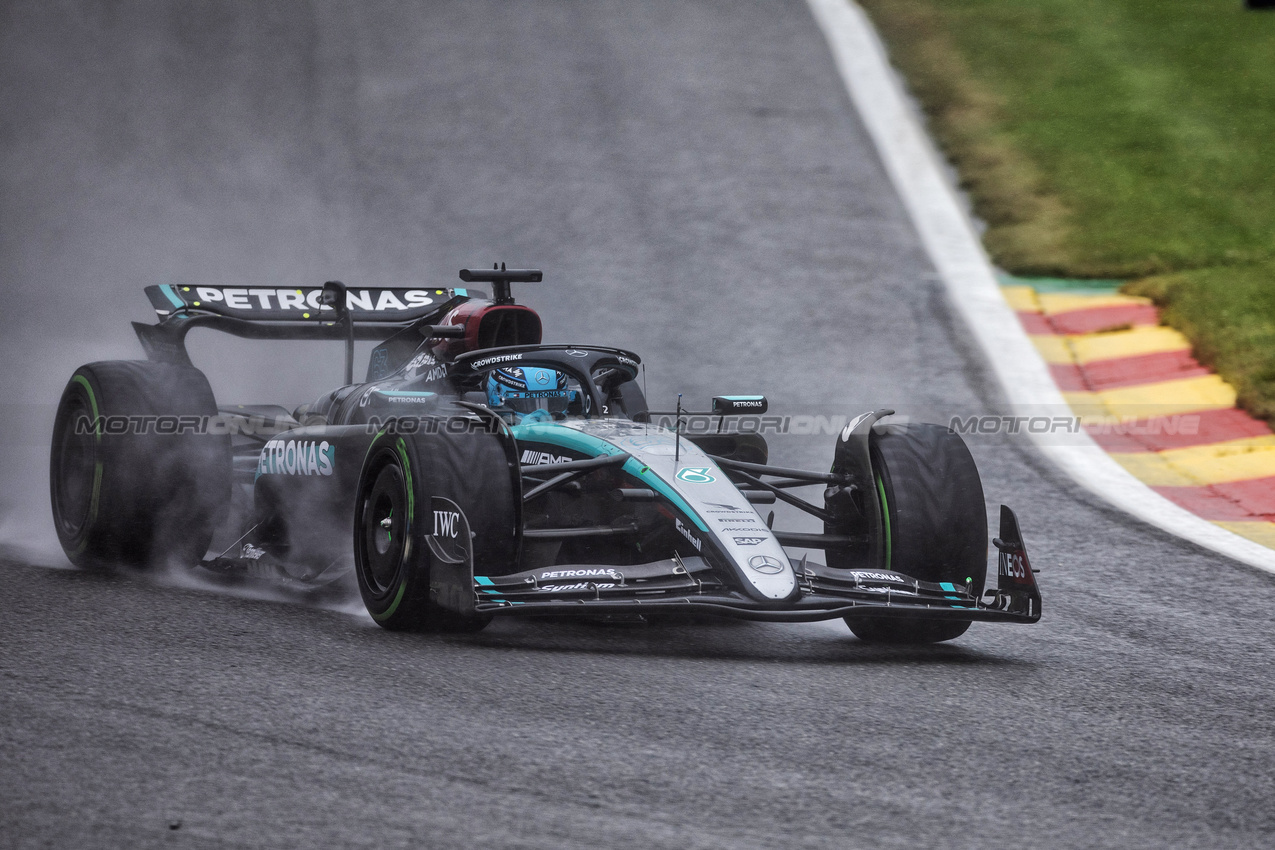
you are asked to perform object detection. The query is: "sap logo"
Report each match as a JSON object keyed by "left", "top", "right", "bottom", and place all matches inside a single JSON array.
[
  {"left": 257, "top": 439, "right": 334, "bottom": 476},
  {"left": 733, "top": 537, "right": 767, "bottom": 546},
  {"left": 521, "top": 450, "right": 571, "bottom": 466},
  {"left": 433, "top": 510, "right": 461, "bottom": 538},
  {"left": 675, "top": 518, "right": 702, "bottom": 552}
]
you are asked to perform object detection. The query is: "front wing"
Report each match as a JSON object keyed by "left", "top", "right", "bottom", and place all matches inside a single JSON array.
[{"left": 437, "top": 506, "right": 1041, "bottom": 625}]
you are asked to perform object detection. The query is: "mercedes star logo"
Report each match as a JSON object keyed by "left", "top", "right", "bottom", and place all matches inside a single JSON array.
[{"left": 748, "top": 555, "right": 785, "bottom": 575}]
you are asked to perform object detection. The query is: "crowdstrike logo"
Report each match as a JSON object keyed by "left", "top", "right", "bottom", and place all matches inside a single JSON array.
[{"left": 471, "top": 353, "right": 524, "bottom": 369}]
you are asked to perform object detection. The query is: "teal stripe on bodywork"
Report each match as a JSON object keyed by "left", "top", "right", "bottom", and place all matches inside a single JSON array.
[
  {"left": 940, "top": 582, "right": 957, "bottom": 592},
  {"left": 475, "top": 576, "right": 494, "bottom": 586},
  {"left": 375, "top": 391, "right": 437, "bottom": 398},
  {"left": 511, "top": 424, "right": 708, "bottom": 531},
  {"left": 159, "top": 284, "right": 185, "bottom": 308}
]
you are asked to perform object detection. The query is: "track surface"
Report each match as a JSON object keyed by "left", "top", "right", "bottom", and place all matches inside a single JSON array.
[{"left": 3, "top": 2, "right": 1275, "bottom": 847}]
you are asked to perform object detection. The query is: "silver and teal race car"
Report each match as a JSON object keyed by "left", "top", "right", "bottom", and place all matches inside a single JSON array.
[{"left": 49, "top": 268, "right": 1040, "bottom": 644}]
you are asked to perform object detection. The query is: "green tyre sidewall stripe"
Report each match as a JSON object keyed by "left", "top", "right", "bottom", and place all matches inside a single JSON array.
[
  {"left": 66, "top": 374, "right": 103, "bottom": 555},
  {"left": 373, "top": 438, "right": 416, "bottom": 623},
  {"left": 876, "top": 472, "right": 891, "bottom": 571}
]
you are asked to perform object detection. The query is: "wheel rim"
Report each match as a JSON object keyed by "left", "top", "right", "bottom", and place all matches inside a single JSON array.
[
  {"left": 53, "top": 395, "right": 96, "bottom": 538},
  {"left": 361, "top": 462, "right": 407, "bottom": 594}
]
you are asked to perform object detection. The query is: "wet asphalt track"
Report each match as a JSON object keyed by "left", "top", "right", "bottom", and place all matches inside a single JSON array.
[{"left": 3, "top": 2, "right": 1275, "bottom": 847}]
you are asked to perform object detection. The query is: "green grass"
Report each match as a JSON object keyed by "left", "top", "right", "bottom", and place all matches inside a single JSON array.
[
  {"left": 856, "top": 0, "right": 1275, "bottom": 421},
  {"left": 1127, "top": 267, "right": 1275, "bottom": 422}
]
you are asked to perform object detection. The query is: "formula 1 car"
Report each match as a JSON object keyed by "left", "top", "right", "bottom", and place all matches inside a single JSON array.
[{"left": 49, "top": 268, "right": 1041, "bottom": 643}]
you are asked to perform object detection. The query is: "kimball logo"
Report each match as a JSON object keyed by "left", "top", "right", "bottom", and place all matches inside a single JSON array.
[{"left": 257, "top": 439, "right": 334, "bottom": 476}]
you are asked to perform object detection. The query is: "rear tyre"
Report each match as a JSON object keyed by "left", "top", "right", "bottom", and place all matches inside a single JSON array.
[
  {"left": 354, "top": 428, "right": 512, "bottom": 632},
  {"left": 49, "top": 361, "right": 231, "bottom": 569},
  {"left": 844, "top": 423, "right": 987, "bottom": 645}
]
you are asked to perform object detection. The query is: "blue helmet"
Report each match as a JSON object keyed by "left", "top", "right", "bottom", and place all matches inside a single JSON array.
[{"left": 486, "top": 366, "right": 570, "bottom": 423}]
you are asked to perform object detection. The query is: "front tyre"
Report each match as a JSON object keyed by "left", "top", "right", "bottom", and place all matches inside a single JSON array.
[
  {"left": 353, "top": 435, "right": 491, "bottom": 633},
  {"left": 844, "top": 423, "right": 988, "bottom": 645}
]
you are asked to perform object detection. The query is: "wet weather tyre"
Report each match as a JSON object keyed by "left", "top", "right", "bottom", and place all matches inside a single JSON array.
[
  {"left": 844, "top": 423, "right": 987, "bottom": 645},
  {"left": 354, "top": 427, "right": 514, "bottom": 633},
  {"left": 49, "top": 361, "right": 231, "bottom": 569}
]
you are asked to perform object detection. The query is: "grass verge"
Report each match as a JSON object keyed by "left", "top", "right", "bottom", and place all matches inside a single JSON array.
[{"left": 855, "top": 0, "right": 1275, "bottom": 421}]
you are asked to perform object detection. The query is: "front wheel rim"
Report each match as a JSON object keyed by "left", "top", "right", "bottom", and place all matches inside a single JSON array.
[{"left": 360, "top": 462, "right": 408, "bottom": 595}]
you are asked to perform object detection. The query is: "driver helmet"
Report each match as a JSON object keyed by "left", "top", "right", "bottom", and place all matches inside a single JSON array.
[{"left": 486, "top": 366, "right": 570, "bottom": 424}]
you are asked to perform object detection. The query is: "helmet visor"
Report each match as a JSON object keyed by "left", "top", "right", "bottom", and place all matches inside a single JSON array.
[{"left": 503, "top": 390, "right": 570, "bottom": 417}]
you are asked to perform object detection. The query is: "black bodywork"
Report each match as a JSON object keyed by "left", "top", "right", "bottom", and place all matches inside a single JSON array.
[{"left": 118, "top": 269, "right": 1041, "bottom": 630}]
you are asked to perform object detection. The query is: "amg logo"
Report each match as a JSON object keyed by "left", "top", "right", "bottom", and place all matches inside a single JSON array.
[
  {"left": 417, "top": 365, "right": 448, "bottom": 383},
  {"left": 521, "top": 450, "right": 571, "bottom": 466},
  {"left": 675, "top": 518, "right": 702, "bottom": 552},
  {"left": 433, "top": 510, "right": 460, "bottom": 538}
]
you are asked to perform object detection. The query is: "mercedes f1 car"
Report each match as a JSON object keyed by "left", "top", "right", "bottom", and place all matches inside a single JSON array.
[{"left": 49, "top": 268, "right": 1041, "bottom": 643}]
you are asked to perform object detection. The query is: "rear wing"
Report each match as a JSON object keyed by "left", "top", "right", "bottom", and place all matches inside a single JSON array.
[
  {"left": 134, "top": 284, "right": 477, "bottom": 367},
  {"left": 145, "top": 284, "right": 457, "bottom": 323}
]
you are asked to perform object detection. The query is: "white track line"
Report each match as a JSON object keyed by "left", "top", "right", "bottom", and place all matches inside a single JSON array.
[{"left": 806, "top": 0, "right": 1275, "bottom": 574}]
